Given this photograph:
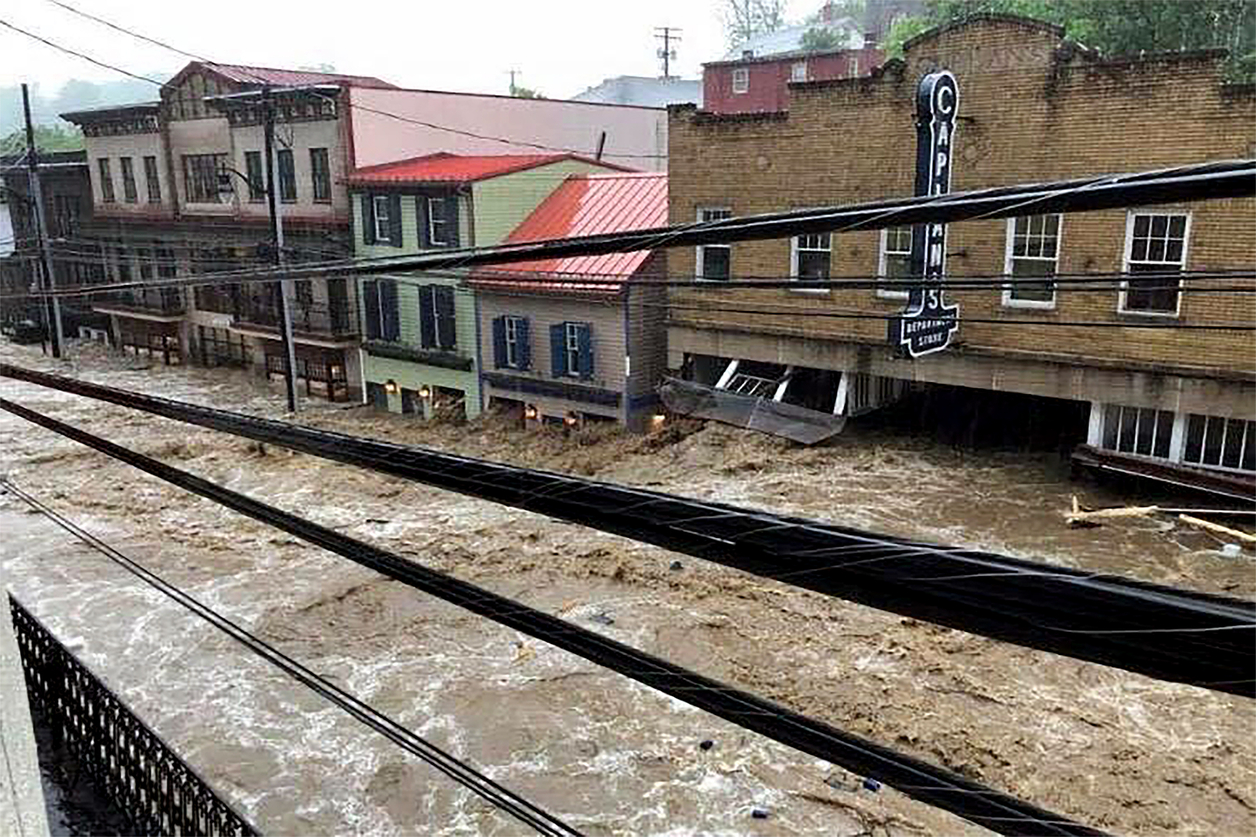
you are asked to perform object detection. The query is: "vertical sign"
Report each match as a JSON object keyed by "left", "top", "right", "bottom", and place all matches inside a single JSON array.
[{"left": 889, "top": 70, "right": 960, "bottom": 358}]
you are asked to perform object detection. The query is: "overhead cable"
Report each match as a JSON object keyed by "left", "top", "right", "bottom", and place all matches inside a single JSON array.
[
  {"left": 0, "top": 394, "right": 1108, "bottom": 837},
  {"left": 0, "top": 478, "right": 584, "bottom": 837},
  {"left": 3, "top": 365, "right": 1251, "bottom": 698}
]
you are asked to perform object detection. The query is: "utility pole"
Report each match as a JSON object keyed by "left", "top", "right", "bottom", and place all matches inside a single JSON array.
[
  {"left": 654, "top": 27, "right": 682, "bottom": 79},
  {"left": 508, "top": 69, "right": 519, "bottom": 96},
  {"left": 21, "top": 83, "right": 62, "bottom": 358},
  {"left": 261, "top": 87, "right": 299, "bottom": 413}
]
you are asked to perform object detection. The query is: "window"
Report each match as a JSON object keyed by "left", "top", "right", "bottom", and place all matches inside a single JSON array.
[
  {"left": 362, "top": 278, "right": 400, "bottom": 341},
  {"left": 245, "top": 151, "right": 265, "bottom": 202},
  {"left": 565, "top": 322, "right": 583, "bottom": 376},
  {"left": 791, "top": 232, "right": 831, "bottom": 286},
  {"left": 143, "top": 156, "right": 161, "bottom": 203},
  {"left": 156, "top": 247, "right": 177, "bottom": 279},
  {"left": 791, "top": 61, "right": 808, "bottom": 82},
  {"left": 418, "top": 284, "right": 456, "bottom": 350},
  {"left": 1183, "top": 415, "right": 1254, "bottom": 472},
  {"left": 137, "top": 247, "right": 153, "bottom": 281},
  {"left": 696, "top": 207, "right": 731, "bottom": 280},
  {"left": 309, "top": 148, "right": 331, "bottom": 203},
  {"left": 878, "top": 226, "right": 913, "bottom": 298},
  {"left": 1100, "top": 404, "right": 1175, "bottom": 459},
  {"left": 1004, "top": 214, "right": 1061, "bottom": 307},
  {"left": 277, "top": 149, "right": 296, "bottom": 203},
  {"left": 550, "top": 321, "right": 592, "bottom": 379},
  {"left": 732, "top": 68, "right": 749, "bottom": 94},
  {"left": 182, "top": 153, "right": 225, "bottom": 203},
  {"left": 428, "top": 196, "right": 449, "bottom": 246},
  {"left": 98, "top": 158, "right": 115, "bottom": 203},
  {"left": 1121, "top": 212, "right": 1189, "bottom": 315},
  {"left": 372, "top": 195, "right": 392, "bottom": 243},
  {"left": 504, "top": 315, "right": 524, "bottom": 368},
  {"left": 51, "top": 194, "right": 80, "bottom": 238},
  {"left": 849, "top": 57, "right": 860, "bottom": 78},
  {"left": 120, "top": 157, "right": 138, "bottom": 203}
]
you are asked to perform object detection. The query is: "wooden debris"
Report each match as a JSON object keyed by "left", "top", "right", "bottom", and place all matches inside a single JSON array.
[
  {"left": 1066, "top": 495, "right": 1159, "bottom": 528},
  {"left": 1178, "top": 514, "right": 1256, "bottom": 547}
]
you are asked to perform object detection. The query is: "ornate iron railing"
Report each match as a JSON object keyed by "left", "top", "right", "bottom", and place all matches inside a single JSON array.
[{"left": 8, "top": 595, "right": 259, "bottom": 837}]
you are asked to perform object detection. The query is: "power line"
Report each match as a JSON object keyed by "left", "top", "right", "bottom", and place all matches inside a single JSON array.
[
  {"left": 3, "top": 364, "right": 1250, "bottom": 698},
  {"left": 5, "top": 161, "right": 1253, "bottom": 300},
  {"left": 0, "top": 393, "right": 1111, "bottom": 837},
  {"left": 22, "top": 1, "right": 670, "bottom": 160},
  {"left": 0, "top": 478, "right": 584, "bottom": 837}
]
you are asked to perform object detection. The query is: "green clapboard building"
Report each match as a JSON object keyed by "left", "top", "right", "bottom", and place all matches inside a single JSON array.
[{"left": 346, "top": 152, "right": 629, "bottom": 419}]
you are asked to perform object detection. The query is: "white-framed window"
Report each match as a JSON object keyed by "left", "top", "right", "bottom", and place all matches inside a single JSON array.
[
  {"left": 504, "top": 315, "right": 523, "bottom": 368},
  {"left": 791, "top": 61, "right": 808, "bottom": 82},
  {"left": 428, "top": 195, "right": 449, "bottom": 246},
  {"left": 848, "top": 57, "right": 860, "bottom": 78},
  {"left": 1101, "top": 404, "right": 1175, "bottom": 459},
  {"left": 1183, "top": 414, "right": 1254, "bottom": 472},
  {"left": 564, "top": 321, "right": 583, "bottom": 376},
  {"left": 1003, "top": 214, "right": 1061, "bottom": 308},
  {"left": 1120, "top": 211, "right": 1189, "bottom": 316},
  {"left": 696, "top": 207, "right": 732, "bottom": 280},
  {"left": 372, "top": 195, "right": 391, "bottom": 243},
  {"left": 790, "top": 232, "right": 831, "bottom": 289},
  {"left": 732, "top": 68, "right": 749, "bottom": 94},
  {"left": 877, "top": 225, "right": 913, "bottom": 298}
]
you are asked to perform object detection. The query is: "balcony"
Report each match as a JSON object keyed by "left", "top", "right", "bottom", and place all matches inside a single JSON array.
[
  {"left": 230, "top": 287, "right": 359, "bottom": 346},
  {"left": 92, "top": 287, "right": 186, "bottom": 321}
]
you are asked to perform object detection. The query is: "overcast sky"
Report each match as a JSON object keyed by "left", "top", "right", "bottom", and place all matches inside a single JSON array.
[{"left": 3, "top": 0, "right": 814, "bottom": 99}]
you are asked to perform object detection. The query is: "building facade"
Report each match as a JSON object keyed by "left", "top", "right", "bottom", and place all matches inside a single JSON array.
[
  {"left": 62, "top": 62, "right": 395, "bottom": 392},
  {"left": 703, "top": 47, "right": 883, "bottom": 114},
  {"left": 667, "top": 15, "right": 1256, "bottom": 474},
  {"left": 471, "top": 172, "right": 669, "bottom": 430},
  {"left": 348, "top": 154, "right": 628, "bottom": 419}
]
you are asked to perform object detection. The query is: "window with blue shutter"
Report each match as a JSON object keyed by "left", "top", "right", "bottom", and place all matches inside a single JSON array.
[
  {"left": 435, "top": 286, "right": 456, "bottom": 349},
  {"left": 418, "top": 286, "right": 437, "bottom": 348},
  {"left": 363, "top": 279, "right": 381, "bottom": 339},
  {"left": 361, "top": 195, "right": 376, "bottom": 245},
  {"left": 514, "top": 317, "right": 530, "bottom": 370},
  {"left": 387, "top": 195, "right": 402, "bottom": 247},
  {"left": 380, "top": 279, "right": 400, "bottom": 340},
  {"left": 550, "top": 323, "right": 566, "bottom": 378},
  {"left": 575, "top": 323, "right": 593, "bottom": 379},
  {"left": 492, "top": 316, "right": 507, "bottom": 368}
]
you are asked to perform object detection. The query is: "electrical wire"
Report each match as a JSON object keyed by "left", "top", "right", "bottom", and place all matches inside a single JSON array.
[
  {"left": 0, "top": 478, "right": 584, "bottom": 837},
  {"left": 2, "top": 364, "right": 1251, "bottom": 698},
  {"left": 0, "top": 394, "right": 1112, "bottom": 837}
]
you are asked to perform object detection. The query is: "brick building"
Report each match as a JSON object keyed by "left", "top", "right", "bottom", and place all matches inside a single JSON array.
[
  {"left": 667, "top": 15, "right": 1256, "bottom": 474},
  {"left": 703, "top": 47, "right": 882, "bottom": 114}
]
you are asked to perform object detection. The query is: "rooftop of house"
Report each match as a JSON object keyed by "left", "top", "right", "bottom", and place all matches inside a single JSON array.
[
  {"left": 571, "top": 75, "right": 703, "bottom": 108},
  {"left": 473, "top": 171, "right": 668, "bottom": 292},
  {"left": 193, "top": 62, "right": 397, "bottom": 90},
  {"left": 343, "top": 152, "right": 628, "bottom": 186}
]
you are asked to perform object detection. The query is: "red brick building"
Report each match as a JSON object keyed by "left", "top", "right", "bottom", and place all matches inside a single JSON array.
[{"left": 703, "top": 47, "right": 883, "bottom": 114}]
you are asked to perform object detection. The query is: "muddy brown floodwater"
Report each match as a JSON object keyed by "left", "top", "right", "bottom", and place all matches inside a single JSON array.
[{"left": 1, "top": 339, "right": 1253, "bottom": 837}]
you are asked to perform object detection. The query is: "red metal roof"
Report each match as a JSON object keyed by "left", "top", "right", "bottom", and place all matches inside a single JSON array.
[
  {"left": 344, "top": 152, "right": 621, "bottom": 185},
  {"left": 201, "top": 63, "right": 397, "bottom": 89},
  {"left": 472, "top": 172, "right": 668, "bottom": 294}
]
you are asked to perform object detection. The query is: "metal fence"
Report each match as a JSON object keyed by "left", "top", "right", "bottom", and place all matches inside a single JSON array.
[{"left": 8, "top": 595, "right": 258, "bottom": 837}]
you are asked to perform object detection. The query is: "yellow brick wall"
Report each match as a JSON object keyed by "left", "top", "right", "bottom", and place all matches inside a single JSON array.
[{"left": 667, "top": 17, "right": 1256, "bottom": 376}]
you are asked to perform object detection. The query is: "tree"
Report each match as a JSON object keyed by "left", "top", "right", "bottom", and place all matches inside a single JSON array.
[
  {"left": 800, "top": 26, "right": 849, "bottom": 53},
  {"left": 1, "top": 124, "right": 84, "bottom": 153},
  {"left": 511, "top": 86, "right": 543, "bottom": 99},
  {"left": 723, "top": 0, "right": 788, "bottom": 49},
  {"left": 882, "top": 0, "right": 1255, "bottom": 79}
]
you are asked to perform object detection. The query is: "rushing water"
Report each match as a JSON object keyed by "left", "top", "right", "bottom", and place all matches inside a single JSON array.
[{"left": 0, "top": 339, "right": 1252, "bottom": 837}]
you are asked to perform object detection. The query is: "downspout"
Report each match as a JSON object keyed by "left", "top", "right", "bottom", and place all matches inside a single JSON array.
[
  {"left": 464, "top": 183, "right": 484, "bottom": 418},
  {"left": 621, "top": 282, "right": 631, "bottom": 427}
]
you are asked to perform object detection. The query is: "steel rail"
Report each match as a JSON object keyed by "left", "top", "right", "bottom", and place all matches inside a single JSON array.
[
  {"left": 3, "top": 364, "right": 1252, "bottom": 698},
  {"left": 0, "top": 393, "right": 1109, "bottom": 837}
]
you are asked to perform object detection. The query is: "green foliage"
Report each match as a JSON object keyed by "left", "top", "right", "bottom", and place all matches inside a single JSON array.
[
  {"left": 881, "top": 0, "right": 1255, "bottom": 80},
  {"left": 800, "top": 26, "right": 848, "bottom": 53},
  {"left": 1, "top": 124, "right": 84, "bottom": 153},
  {"left": 511, "top": 86, "right": 543, "bottom": 99},
  {"left": 723, "top": 0, "right": 788, "bottom": 49}
]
